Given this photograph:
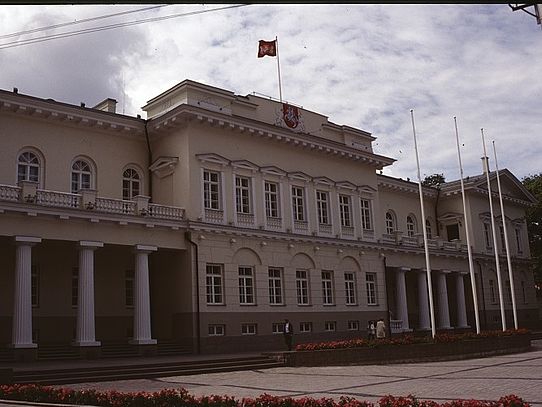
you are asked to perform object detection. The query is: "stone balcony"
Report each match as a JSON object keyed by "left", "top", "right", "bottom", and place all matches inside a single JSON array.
[
  {"left": 0, "top": 182, "right": 185, "bottom": 221},
  {"left": 378, "top": 230, "right": 468, "bottom": 253}
]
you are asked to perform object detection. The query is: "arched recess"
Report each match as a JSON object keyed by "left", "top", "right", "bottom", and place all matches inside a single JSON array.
[
  {"left": 70, "top": 155, "right": 97, "bottom": 192},
  {"left": 406, "top": 213, "right": 418, "bottom": 237},
  {"left": 232, "top": 247, "right": 262, "bottom": 266},
  {"left": 339, "top": 255, "right": 361, "bottom": 272},
  {"left": 291, "top": 252, "right": 316, "bottom": 269},
  {"left": 122, "top": 163, "right": 145, "bottom": 200}
]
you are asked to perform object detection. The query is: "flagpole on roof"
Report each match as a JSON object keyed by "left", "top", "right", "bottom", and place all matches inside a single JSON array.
[
  {"left": 410, "top": 109, "right": 436, "bottom": 339},
  {"left": 453, "top": 116, "right": 480, "bottom": 334},
  {"left": 275, "top": 36, "right": 283, "bottom": 103},
  {"left": 492, "top": 140, "right": 518, "bottom": 329},
  {"left": 481, "top": 128, "right": 507, "bottom": 331}
]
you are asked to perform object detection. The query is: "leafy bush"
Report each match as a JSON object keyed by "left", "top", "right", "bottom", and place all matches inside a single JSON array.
[
  {"left": 295, "top": 329, "right": 530, "bottom": 351},
  {"left": 0, "top": 385, "right": 531, "bottom": 407}
]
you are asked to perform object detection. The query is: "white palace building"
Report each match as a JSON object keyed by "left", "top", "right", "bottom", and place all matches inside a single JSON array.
[{"left": 0, "top": 80, "right": 538, "bottom": 361}]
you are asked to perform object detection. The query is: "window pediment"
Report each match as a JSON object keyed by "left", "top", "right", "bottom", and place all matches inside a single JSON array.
[
  {"left": 260, "top": 165, "right": 287, "bottom": 177},
  {"left": 196, "top": 153, "right": 230, "bottom": 166},
  {"left": 313, "top": 176, "right": 335, "bottom": 187},
  {"left": 288, "top": 171, "right": 311, "bottom": 182},
  {"left": 231, "top": 159, "right": 259, "bottom": 173},
  {"left": 336, "top": 181, "right": 357, "bottom": 191},
  {"left": 149, "top": 156, "right": 179, "bottom": 178}
]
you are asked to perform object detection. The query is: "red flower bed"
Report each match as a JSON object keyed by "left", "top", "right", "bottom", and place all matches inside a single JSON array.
[
  {"left": 295, "top": 329, "right": 530, "bottom": 351},
  {"left": 0, "top": 385, "right": 530, "bottom": 407}
]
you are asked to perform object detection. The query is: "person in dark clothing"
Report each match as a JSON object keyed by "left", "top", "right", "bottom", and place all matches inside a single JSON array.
[{"left": 283, "top": 319, "right": 294, "bottom": 351}]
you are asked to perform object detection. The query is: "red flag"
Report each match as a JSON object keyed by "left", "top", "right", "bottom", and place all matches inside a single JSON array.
[{"left": 258, "top": 39, "right": 277, "bottom": 58}]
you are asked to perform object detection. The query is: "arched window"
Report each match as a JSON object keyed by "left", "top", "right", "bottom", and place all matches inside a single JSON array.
[
  {"left": 385, "top": 211, "right": 395, "bottom": 235},
  {"left": 71, "top": 160, "right": 92, "bottom": 193},
  {"left": 406, "top": 215, "right": 416, "bottom": 237},
  {"left": 122, "top": 168, "right": 140, "bottom": 200},
  {"left": 17, "top": 151, "right": 40, "bottom": 184},
  {"left": 425, "top": 219, "right": 433, "bottom": 240}
]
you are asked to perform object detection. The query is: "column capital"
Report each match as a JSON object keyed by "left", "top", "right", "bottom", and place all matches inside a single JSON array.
[
  {"left": 134, "top": 244, "right": 158, "bottom": 253},
  {"left": 14, "top": 236, "right": 41, "bottom": 245},
  {"left": 79, "top": 241, "right": 104, "bottom": 249},
  {"left": 439, "top": 269, "right": 452, "bottom": 275},
  {"left": 397, "top": 267, "right": 411, "bottom": 273},
  {"left": 456, "top": 271, "right": 469, "bottom": 276}
]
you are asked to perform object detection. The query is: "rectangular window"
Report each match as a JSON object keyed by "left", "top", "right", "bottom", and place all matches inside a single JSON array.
[
  {"left": 515, "top": 229, "right": 523, "bottom": 254},
  {"left": 268, "top": 267, "right": 283, "bottom": 305},
  {"left": 264, "top": 181, "right": 280, "bottom": 218},
  {"left": 235, "top": 176, "right": 251, "bottom": 214},
  {"left": 203, "top": 170, "right": 221, "bottom": 210},
  {"left": 321, "top": 270, "right": 334, "bottom": 305},
  {"left": 292, "top": 186, "right": 305, "bottom": 222},
  {"left": 125, "top": 270, "right": 134, "bottom": 307},
  {"left": 324, "top": 321, "right": 336, "bottom": 331},
  {"left": 71, "top": 267, "right": 78, "bottom": 307},
  {"left": 446, "top": 223, "right": 460, "bottom": 241},
  {"left": 339, "top": 195, "right": 352, "bottom": 227},
  {"left": 208, "top": 324, "right": 225, "bottom": 336},
  {"left": 241, "top": 323, "right": 257, "bottom": 335},
  {"left": 366, "top": 272, "right": 377, "bottom": 305},
  {"left": 31, "top": 265, "right": 39, "bottom": 307},
  {"left": 272, "top": 322, "right": 285, "bottom": 334},
  {"left": 296, "top": 269, "right": 310, "bottom": 305},
  {"left": 489, "top": 279, "right": 497, "bottom": 304},
  {"left": 348, "top": 320, "right": 360, "bottom": 331},
  {"left": 316, "top": 190, "right": 330, "bottom": 224},
  {"left": 239, "top": 266, "right": 255, "bottom": 305},
  {"left": 299, "top": 322, "right": 312, "bottom": 333},
  {"left": 344, "top": 272, "right": 357, "bottom": 305},
  {"left": 206, "top": 264, "right": 224, "bottom": 304},
  {"left": 483, "top": 223, "right": 492, "bottom": 248},
  {"left": 360, "top": 199, "right": 372, "bottom": 230}
]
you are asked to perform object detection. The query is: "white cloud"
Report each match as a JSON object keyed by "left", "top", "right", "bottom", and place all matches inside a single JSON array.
[{"left": 1, "top": 4, "right": 540, "bottom": 182}]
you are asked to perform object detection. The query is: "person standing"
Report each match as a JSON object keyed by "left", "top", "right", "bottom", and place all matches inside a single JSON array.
[
  {"left": 376, "top": 318, "right": 386, "bottom": 339},
  {"left": 367, "top": 320, "right": 376, "bottom": 340},
  {"left": 283, "top": 319, "right": 294, "bottom": 351}
]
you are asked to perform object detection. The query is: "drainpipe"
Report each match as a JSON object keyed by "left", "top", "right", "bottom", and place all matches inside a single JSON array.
[
  {"left": 381, "top": 253, "right": 392, "bottom": 337},
  {"left": 476, "top": 260, "right": 487, "bottom": 329},
  {"left": 143, "top": 119, "right": 153, "bottom": 203},
  {"left": 185, "top": 231, "right": 201, "bottom": 354}
]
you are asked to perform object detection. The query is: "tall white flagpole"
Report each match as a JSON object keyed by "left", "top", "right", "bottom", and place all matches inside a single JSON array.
[
  {"left": 481, "top": 128, "right": 506, "bottom": 331},
  {"left": 411, "top": 109, "right": 436, "bottom": 338},
  {"left": 492, "top": 140, "right": 518, "bottom": 329},
  {"left": 453, "top": 117, "right": 480, "bottom": 334},
  {"left": 275, "top": 36, "right": 283, "bottom": 103}
]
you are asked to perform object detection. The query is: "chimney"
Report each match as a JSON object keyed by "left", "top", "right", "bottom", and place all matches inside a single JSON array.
[
  {"left": 481, "top": 156, "right": 490, "bottom": 174},
  {"left": 93, "top": 98, "right": 117, "bottom": 113}
]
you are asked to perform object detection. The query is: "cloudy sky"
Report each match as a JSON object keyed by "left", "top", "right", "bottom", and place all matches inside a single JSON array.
[{"left": 1, "top": 4, "right": 540, "bottom": 183}]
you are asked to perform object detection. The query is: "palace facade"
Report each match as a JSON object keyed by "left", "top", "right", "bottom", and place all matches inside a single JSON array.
[{"left": 0, "top": 80, "right": 538, "bottom": 361}]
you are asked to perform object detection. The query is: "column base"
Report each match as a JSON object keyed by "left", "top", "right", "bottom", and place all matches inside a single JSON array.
[
  {"left": 418, "top": 326, "right": 431, "bottom": 331},
  {"left": 12, "top": 347, "right": 37, "bottom": 362},
  {"left": 72, "top": 340, "right": 101, "bottom": 347},
  {"left": 129, "top": 338, "right": 157, "bottom": 345},
  {"left": 129, "top": 340, "right": 157, "bottom": 356},
  {"left": 455, "top": 325, "right": 471, "bottom": 329},
  {"left": 10, "top": 343, "right": 38, "bottom": 349},
  {"left": 438, "top": 326, "right": 453, "bottom": 330}
]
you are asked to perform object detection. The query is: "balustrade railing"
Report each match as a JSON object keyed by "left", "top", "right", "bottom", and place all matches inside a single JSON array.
[
  {"left": 36, "top": 189, "right": 80, "bottom": 208},
  {"left": 237, "top": 213, "right": 255, "bottom": 227},
  {"left": 319, "top": 223, "right": 332, "bottom": 235},
  {"left": 0, "top": 184, "right": 21, "bottom": 202},
  {"left": 205, "top": 209, "right": 224, "bottom": 224},
  {"left": 94, "top": 197, "right": 136, "bottom": 215},
  {"left": 266, "top": 216, "right": 282, "bottom": 230},
  {"left": 341, "top": 225, "right": 355, "bottom": 236},
  {"left": 390, "top": 319, "right": 403, "bottom": 334},
  {"left": 147, "top": 204, "right": 185, "bottom": 220},
  {"left": 402, "top": 235, "right": 419, "bottom": 247},
  {"left": 293, "top": 220, "right": 309, "bottom": 233}
]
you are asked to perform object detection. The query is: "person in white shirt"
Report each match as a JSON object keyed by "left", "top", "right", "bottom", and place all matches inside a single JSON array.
[{"left": 283, "top": 319, "right": 294, "bottom": 351}]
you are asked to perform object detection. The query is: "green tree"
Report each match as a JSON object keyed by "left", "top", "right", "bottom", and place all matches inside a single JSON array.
[
  {"left": 522, "top": 173, "right": 542, "bottom": 289},
  {"left": 422, "top": 173, "right": 445, "bottom": 187}
]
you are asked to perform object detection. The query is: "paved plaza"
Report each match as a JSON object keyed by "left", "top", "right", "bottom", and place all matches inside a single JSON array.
[{"left": 1, "top": 341, "right": 541, "bottom": 407}]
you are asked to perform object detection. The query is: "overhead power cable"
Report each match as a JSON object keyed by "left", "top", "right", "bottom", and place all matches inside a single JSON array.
[
  {"left": 0, "top": 4, "right": 248, "bottom": 50},
  {"left": 0, "top": 4, "right": 170, "bottom": 40}
]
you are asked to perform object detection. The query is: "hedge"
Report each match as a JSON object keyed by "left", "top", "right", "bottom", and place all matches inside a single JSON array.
[{"left": 0, "top": 385, "right": 530, "bottom": 407}]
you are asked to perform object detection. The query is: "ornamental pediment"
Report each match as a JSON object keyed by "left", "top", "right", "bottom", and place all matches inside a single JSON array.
[
  {"left": 313, "top": 176, "right": 335, "bottom": 187},
  {"left": 231, "top": 159, "right": 259, "bottom": 172},
  {"left": 195, "top": 153, "right": 230, "bottom": 166},
  {"left": 260, "top": 166, "right": 287, "bottom": 177},
  {"left": 287, "top": 171, "right": 312, "bottom": 182}
]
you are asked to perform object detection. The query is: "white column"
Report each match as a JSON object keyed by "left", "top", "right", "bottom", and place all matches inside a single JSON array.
[
  {"left": 417, "top": 269, "right": 431, "bottom": 330},
  {"left": 74, "top": 241, "right": 103, "bottom": 346},
  {"left": 395, "top": 267, "right": 410, "bottom": 331},
  {"left": 436, "top": 270, "right": 452, "bottom": 329},
  {"left": 455, "top": 272, "right": 469, "bottom": 328},
  {"left": 12, "top": 236, "right": 41, "bottom": 348},
  {"left": 130, "top": 245, "right": 157, "bottom": 345}
]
